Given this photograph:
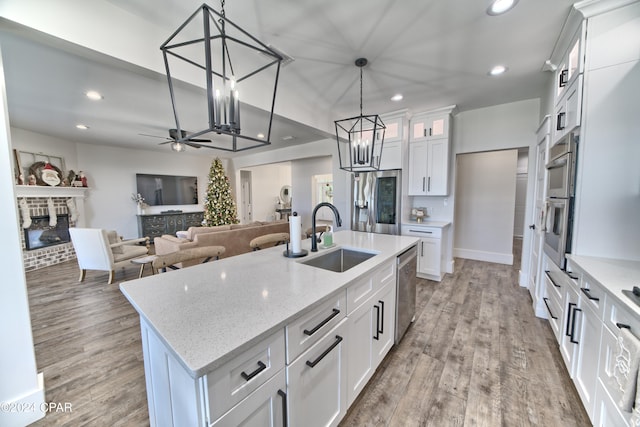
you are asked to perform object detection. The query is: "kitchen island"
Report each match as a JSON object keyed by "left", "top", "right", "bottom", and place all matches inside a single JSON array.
[{"left": 120, "top": 230, "right": 419, "bottom": 426}]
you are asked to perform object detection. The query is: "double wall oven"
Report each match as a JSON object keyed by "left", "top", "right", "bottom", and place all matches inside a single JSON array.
[{"left": 544, "top": 133, "right": 578, "bottom": 269}]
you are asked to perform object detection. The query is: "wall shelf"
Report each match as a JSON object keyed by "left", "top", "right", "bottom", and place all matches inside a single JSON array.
[{"left": 14, "top": 185, "right": 89, "bottom": 198}]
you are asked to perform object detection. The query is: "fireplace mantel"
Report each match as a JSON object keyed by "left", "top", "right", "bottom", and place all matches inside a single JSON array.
[{"left": 15, "top": 185, "right": 89, "bottom": 198}]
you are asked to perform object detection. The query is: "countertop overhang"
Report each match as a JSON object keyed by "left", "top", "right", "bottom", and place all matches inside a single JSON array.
[{"left": 120, "top": 230, "right": 419, "bottom": 377}]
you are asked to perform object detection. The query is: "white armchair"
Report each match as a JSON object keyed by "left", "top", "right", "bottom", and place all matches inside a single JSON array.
[{"left": 69, "top": 228, "right": 150, "bottom": 284}]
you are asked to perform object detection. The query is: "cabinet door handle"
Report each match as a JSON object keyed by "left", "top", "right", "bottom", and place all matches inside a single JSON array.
[
  {"left": 409, "top": 229, "right": 433, "bottom": 234},
  {"left": 544, "top": 270, "right": 561, "bottom": 288},
  {"left": 565, "top": 302, "right": 576, "bottom": 337},
  {"left": 559, "top": 69, "right": 569, "bottom": 87},
  {"left": 423, "top": 128, "right": 427, "bottom": 137},
  {"left": 543, "top": 298, "right": 558, "bottom": 320},
  {"left": 556, "top": 112, "right": 566, "bottom": 131},
  {"left": 422, "top": 177, "right": 426, "bottom": 192},
  {"left": 306, "top": 335, "right": 343, "bottom": 368},
  {"left": 570, "top": 307, "right": 581, "bottom": 344},
  {"left": 617, "top": 323, "right": 631, "bottom": 330},
  {"left": 429, "top": 127, "right": 432, "bottom": 136},
  {"left": 240, "top": 360, "right": 267, "bottom": 381},
  {"left": 421, "top": 241, "right": 424, "bottom": 257},
  {"left": 303, "top": 308, "right": 340, "bottom": 336},
  {"left": 427, "top": 177, "right": 431, "bottom": 192},
  {"left": 580, "top": 288, "right": 599, "bottom": 302},
  {"left": 277, "top": 389, "right": 288, "bottom": 427},
  {"left": 373, "top": 304, "right": 380, "bottom": 340},
  {"left": 378, "top": 300, "right": 384, "bottom": 335}
]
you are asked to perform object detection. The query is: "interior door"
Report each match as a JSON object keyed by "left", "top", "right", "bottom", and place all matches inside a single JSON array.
[{"left": 528, "top": 132, "right": 548, "bottom": 307}]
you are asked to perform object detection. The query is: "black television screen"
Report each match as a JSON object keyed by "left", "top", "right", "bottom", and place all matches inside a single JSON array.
[{"left": 136, "top": 174, "right": 198, "bottom": 206}]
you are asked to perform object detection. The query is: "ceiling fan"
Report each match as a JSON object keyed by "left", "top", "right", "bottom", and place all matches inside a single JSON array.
[{"left": 139, "top": 129, "right": 212, "bottom": 150}]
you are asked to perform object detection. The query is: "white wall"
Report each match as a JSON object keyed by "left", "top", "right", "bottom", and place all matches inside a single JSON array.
[
  {"left": 414, "top": 99, "right": 539, "bottom": 272},
  {"left": 11, "top": 127, "right": 218, "bottom": 238},
  {"left": 0, "top": 50, "right": 44, "bottom": 427},
  {"left": 454, "top": 150, "right": 518, "bottom": 264},
  {"left": 240, "top": 162, "right": 291, "bottom": 222},
  {"left": 232, "top": 139, "right": 350, "bottom": 231}
]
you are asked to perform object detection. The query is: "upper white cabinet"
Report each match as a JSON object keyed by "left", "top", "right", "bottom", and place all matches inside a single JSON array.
[
  {"left": 410, "top": 111, "right": 450, "bottom": 141},
  {"left": 377, "top": 111, "right": 407, "bottom": 170},
  {"left": 550, "top": 10, "right": 586, "bottom": 144},
  {"left": 407, "top": 106, "right": 456, "bottom": 196}
]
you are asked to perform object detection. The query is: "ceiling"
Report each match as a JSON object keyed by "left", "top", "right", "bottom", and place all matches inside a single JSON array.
[{"left": 0, "top": 0, "right": 576, "bottom": 157}]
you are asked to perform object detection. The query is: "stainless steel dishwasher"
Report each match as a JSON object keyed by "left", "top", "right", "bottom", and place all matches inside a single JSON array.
[{"left": 395, "top": 245, "right": 417, "bottom": 344}]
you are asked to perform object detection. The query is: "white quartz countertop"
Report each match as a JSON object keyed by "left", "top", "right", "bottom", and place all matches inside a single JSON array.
[
  {"left": 120, "top": 231, "right": 419, "bottom": 378},
  {"left": 567, "top": 255, "right": 640, "bottom": 316},
  {"left": 402, "top": 220, "right": 451, "bottom": 228}
]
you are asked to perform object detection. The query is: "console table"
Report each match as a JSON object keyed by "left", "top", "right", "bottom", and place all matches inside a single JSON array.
[{"left": 137, "top": 211, "right": 204, "bottom": 242}]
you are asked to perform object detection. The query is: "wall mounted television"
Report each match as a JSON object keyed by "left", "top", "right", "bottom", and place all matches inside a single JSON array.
[{"left": 136, "top": 174, "right": 198, "bottom": 206}]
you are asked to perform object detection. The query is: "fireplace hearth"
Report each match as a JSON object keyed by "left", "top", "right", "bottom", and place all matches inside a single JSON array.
[{"left": 24, "top": 214, "right": 71, "bottom": 251}]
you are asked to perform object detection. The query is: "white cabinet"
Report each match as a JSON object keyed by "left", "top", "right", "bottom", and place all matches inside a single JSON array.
[
  {"left": 378, "top": 113, "right": 405, "bottom": 170},
  {"left": 346, "top": 279, "right": 395, "bottom": 406},
  {"left": 403, "top": 225, "right": 445, "bottom": 281},
  {"left": 410, "top": 112, "right": 450, "bottom": 141},
  {"left": 408, "top": 106, "right": 455, "bottom": 196},
  {"left": 287, "top": 320, "right": 348, "bottom": 427},
  {"left": 555, "top": 22, "right": 586, "bottom": 101},
  {"left": 559, "top": 276, "right": 580, "bottom": 376},
  {"left": 553, "top": 74, "right": 583, "bottom": 144},
  {"left": 407, "top": 139, "right": 449, "bottom": 196},
  {"left": 211, "top": 370, "right": 286, "bottom": 427}
]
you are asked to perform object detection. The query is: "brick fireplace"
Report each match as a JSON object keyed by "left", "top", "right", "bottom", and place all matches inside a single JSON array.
[{"left": 16, "top": 186, "right": 87, "bottom": 271}]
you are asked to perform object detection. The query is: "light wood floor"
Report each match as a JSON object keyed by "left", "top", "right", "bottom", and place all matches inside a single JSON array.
[{"left": 24, "top": 247, "right": 590, "bottom": 426}]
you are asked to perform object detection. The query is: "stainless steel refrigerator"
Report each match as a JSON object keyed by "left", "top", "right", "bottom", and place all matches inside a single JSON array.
[{"left": 351, "top": 169, "right": 401, "bottom": 235}]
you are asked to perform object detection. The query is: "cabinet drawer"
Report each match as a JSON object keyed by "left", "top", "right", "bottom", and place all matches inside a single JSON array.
[
  {"left": 205, "top": 330, "right": 285, "bottom": 421},
  {"left": 595, "top": 378, "right": 630, "bottom": 427},
  {"left": 347, "top": 260, "right": 395, "bottom": 315},
  {"left": 543, "top": 294, "right": 562, "bottom": 343},
  {"left": 578, "top": 272, "right": 606, "bottom": 320},
  {"left": 603, "top": 297, "right": 640, "bottom": 339},
  {"left": 544, "top": 270, "right": 564, "bottom": 307},
  {"left": 286, "top": 292, "right": 347, "bottom": 363},
  {"left": 403, "top": 226, "right": 441, "bottom": 239}
]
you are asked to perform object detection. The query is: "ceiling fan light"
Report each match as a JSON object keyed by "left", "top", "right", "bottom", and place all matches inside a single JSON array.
[
  {"left": 171, "top": 141, "right": 186, "bottom": 152},
  {"left": 487, "top": 0, "right": 518, "bottom": 15}
]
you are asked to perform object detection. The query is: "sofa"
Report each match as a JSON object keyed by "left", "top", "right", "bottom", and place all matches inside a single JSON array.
[{"left": 153, "top": 220, "right": 290, "bottom": 264}]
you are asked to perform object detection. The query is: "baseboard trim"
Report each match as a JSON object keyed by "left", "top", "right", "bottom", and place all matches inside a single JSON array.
[
  {"left": 0, "top": 372, "right": 45, "bottom": 426},
  {"left": 453, "top": 248, "right": 514, "bottom": 265}
]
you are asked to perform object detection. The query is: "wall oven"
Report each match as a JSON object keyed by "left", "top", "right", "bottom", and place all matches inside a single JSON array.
[{"left": 543, "top": 133, "right": 578, "bottom": 269}]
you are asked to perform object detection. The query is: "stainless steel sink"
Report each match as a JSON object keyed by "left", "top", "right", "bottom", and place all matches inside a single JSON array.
[{"left": 300, "top": 248, "right": 377, "bottom": 273}]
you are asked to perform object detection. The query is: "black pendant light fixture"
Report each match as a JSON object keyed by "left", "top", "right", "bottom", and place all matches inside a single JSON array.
[
  {"left": 334, "top": 58, "right": 385, "bottom": 172},
  {"left": 161, "top": 1, "right": 284, "bottom": 152}
]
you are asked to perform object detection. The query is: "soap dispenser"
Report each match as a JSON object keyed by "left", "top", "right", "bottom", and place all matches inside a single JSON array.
[{"left": 323, "top": 225, "right": 334, "bottom": 247}]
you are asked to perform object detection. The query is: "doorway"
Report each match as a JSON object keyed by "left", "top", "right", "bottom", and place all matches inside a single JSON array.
[
  {"left": 453, "top": 149, "right": 522, "bottom": 265},
  {"left": 240, "top": 170, "right": 252, "bottom": 223}
]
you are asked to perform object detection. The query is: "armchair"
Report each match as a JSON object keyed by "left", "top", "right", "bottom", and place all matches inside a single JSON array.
[{"left": 69, "top": 228, "right": 150, "bottom": 284}]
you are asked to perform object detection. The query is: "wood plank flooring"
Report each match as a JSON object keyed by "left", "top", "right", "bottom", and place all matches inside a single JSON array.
[{"left": 24, "top": 247, "right": 590, "bottom": 426}]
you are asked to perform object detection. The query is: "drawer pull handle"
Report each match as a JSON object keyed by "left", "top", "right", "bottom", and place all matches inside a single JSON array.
[
  {"left": 409, "top": 229, "right": 433, "bottom": 234},
  {"left": 543, "top": 297, "right": 558, "bottom": 320},
  {"left": 545, "top": 271, "right": 561, "bottom": 288},
  {"left": 277, "top": 389, "right": 288, "bottom": 427},
  {"left": 378, "top": 300, "right": 385, "bottom": 335},
  {"left": 303, "top": 308, "right": 341, "bottom": 336},
  {"left": 240, "top": 361, "right": 267, "bottom": 381},
  {"left": 580, "top": 288, "right": 599, "bottom": 302},
  {"left": 306, "top": 335, "right": 343, "bottom": 368},
  {"left": 617, "top": 323, "right": 631, "bottom": 330},
  {"left": 570, "top": 307, "right": 582, "bottom": 344},
  {"left": 373, "top": 304, "right": 380, "bottom": 340}
]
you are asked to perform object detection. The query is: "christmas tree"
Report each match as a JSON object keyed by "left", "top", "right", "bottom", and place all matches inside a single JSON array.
[{"left": 203, "top": 158, "right": 239, "bottom": 226}]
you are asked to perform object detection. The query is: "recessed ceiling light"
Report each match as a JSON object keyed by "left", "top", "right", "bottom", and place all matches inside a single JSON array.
[
  {"left": 85, "top": 90, "right": 103, "bottom": 100},
  {"left": 76, "top": 124, "right": 89, "bottom": 130},
  {"left": 489, "top": 65, "right": 508, "bottom": 76},
  {"left": 257, "top": 133, "right": 265, "bottom": 139},
  {"left": 391, "top": 94, "right": 403, "bottom": 102},
  {"left": 487, "top": 0, "right": 518, "bottom": 15},
  {"left": 282, "top": 135, "right": 294, "bottom": 141}
]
